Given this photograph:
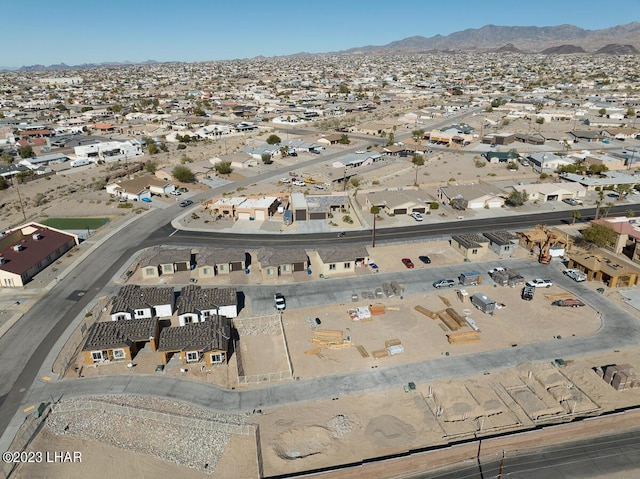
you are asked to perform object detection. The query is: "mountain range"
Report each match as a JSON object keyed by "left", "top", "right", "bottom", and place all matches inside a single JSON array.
[
  {"left": 340, "top": 22, "right": 640, "bottom": 54},
  {"left": 3, "top": 22, "right": 639, "bottom": 71}
]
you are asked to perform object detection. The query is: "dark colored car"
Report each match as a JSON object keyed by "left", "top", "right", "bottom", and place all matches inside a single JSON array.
[
  {"left": 418, "top": 255, "right": 431, "bottom": 264},
  {"left": 179, "top": 199, "right": 194, "bottom": 207},
  {"left": 521, "top": 286, "right": 535, "bottom": 301},
  {"left": 401, "top": 258, "right": 415, "bottom": 269},
  {"left": 552, "top": 299, "right": 585, "bottom": 308}
]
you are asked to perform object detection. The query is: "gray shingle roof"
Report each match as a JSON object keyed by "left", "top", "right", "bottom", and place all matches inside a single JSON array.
[
  {"left": 196, "top": 247, "right": 246, "bottom": 265},
  {"left": 157, "top": 316, "right": 231, "bottom": 353},
  {"left": 256, "top": 247, "right": 308, "bottom": 267},
  {"left": 139, "top": 248, "right": 192, "bottom": 267},
  {"left": 316, "top": 245, "right": 369, "bottom": 263},
  {"left": 82, "top": 318, "right": 157, "bottom": 351},
  {"left": 452, "top": 233, "right": 489, "bottom": 249},
  {"left": 483, "top": 231, "right": 518, "bottom": 246},
  {"left": 110, "top": 285, "right": 174, "bottom": 314},
  {"left": 176, "top": 285, "right": 237, "bottom": 315}
]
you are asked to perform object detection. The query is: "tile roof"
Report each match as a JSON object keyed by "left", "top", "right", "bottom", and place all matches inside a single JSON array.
[
  {"left": 196, "top": 247, "right": 245, "bottom": 264},
  {"left": 157, "top": 316, "right": 231, "bottom": 353},
  {"left": 315, "top": 245, "right": 369, "bottom": 263},
  {"left": 256, "top": 247, "right": 308, "bottom": 267},
  {"left": 139, "top": 248, "right": 192, "bottom": 267},
  {"left": 0, "top": 223, "right": 77, "bottom": 276},
  {"left": 483, "top": 231, "right": 518, "bottom": 246},
  {"left": 82, "top": 318, "right": 157, "bottom": 351},
  {"left": 110, "top": 285, "right": 174, "bottom": 314},
  {"left": 452, "top": 233, "right": 489, "bottom": 249},
  {"left": 176, "top": 285, "right": 237, "bottom": 315}
]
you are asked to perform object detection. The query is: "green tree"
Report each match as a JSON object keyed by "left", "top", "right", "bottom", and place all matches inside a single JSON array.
[
  {"left": 588, "top": 164, "right": 608, "bottom": 175},
  {"left": 626, "top": 108, "right": 636, "bottom": 118},
  {"left": 386, "top": 132, "right": 395, "bottom": 146},
  {"left": 411, "top": 129, "right": 425, "bottom": 142},
  {"left": 411, "top": 154, "right": 425, "bottom": 186},
  {"left": 18, "top": 145, "right": 34, "bottom": 158},
  {"left": 0, "top": 176, "right": 7, "bottom": 190},
  {"left": 214, "top": 161, "right": 233, "bottom": 174},
  {"left": 145, "top": 161, "right": 158, "bottom": 173},
  {"left": 506, "top": 190, "right": 529, "bottom": 207},
  {"left": 1, "top": 152, "right": 14, "bottom": 164},
  {"left": 581, "top": 223, "right": 617, "bottom": 247},
  {"left": 279, "top": 146, "right": 288, "bottom": 157},
  {"left": 147, "top": 142, "right": 159, "bottom": 155},
  {"left": 535, "top": 117, "right": 545, "bottom": 125},
  {"left": 171, "top": 165, "right": 195, "bottom": 183},
  {"left": 338, "top": 134, "right": 350, "bottom": 145},
  {"left": 349, "top": 177, "right": 360, "bottom": 188},
  {"left": 261, "top": 152, "right": 273, "bottom": 164},
  {"left": 598, "top": 108, "right": 607, "bottom": 117},
  {"left": 266, "top": 134, "right": 281, "bottom": 145}
]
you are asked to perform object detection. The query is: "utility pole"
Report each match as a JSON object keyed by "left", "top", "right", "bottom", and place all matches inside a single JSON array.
[{"left": 14, "top": 177, "right": 27, "bottom": 223}]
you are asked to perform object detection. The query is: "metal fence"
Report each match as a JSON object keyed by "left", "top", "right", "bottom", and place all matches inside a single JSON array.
[{"left": 52, "top": 400, "right": 254, "bottom": 436}]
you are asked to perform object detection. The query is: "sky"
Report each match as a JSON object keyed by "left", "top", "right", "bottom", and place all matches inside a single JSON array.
[{"left": 3, "top": 0, "right": 639, "bottom": 67}]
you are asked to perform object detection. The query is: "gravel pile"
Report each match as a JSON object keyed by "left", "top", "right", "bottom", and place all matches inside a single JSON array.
[
  {"left": 234, "top": 317, "right": 280, "bottom": 336},
  {"left": 327, "top": 414, "right": 356, "bottom": 439},
  {"left": 46, "top": 396, "right": 252, "bottom": 473}
]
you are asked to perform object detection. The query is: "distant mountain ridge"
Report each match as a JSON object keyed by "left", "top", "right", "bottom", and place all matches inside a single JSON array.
[
  {"left": 2, "top": 60, "right": 162, "bottom": 72},
  {"left": 340, "top": 22, "right": 640, "bottom": 54}
]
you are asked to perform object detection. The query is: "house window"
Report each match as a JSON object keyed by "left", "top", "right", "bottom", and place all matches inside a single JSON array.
[
  {"left": 282, "top": 264, "right": 291, "bottom": 272},
  {"left": 145, "top": 267, "right": 155, "bottom": 276},
  {"left": 219, "top": 264, "right": 227, "bottom": 272},
  {"left": 112, "top": 349, "right": 126, "bottom": 360},
  {"left": 91, "top": 351, "right": 105, "bottom": 362},
  {"left": 329, "top": 264, "right": 336, "bottom": 271},
  {"left": 472, "top": 249, "right": 478, "bottom": 255},
  {"left": 183, "top": 316, "right": 194, "bottom": 325},
  {"left": 203, "top": 267, "right": 212, "bottom": 275},
  {"left": 210, "top": 353, "right": 224, "bottom": 364},
  {"left": 266, "top": 268, "right": 274, "bottom": 276},
  {"left": 343, "top": 262, "right": 351, "bottom": 269},
  {"left": 135, "top": 310, "right": 145, "bottom": 317},
  {"left": 186, "top": 351, "right": 200, "bottom": 363},
  {"left": 163, "top": 264, "right": 173, "bottom": 273}
]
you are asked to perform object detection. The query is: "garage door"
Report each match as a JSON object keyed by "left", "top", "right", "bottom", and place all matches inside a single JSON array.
[
  {"left": 295, "top": 209, "right": 307, "bottom": 221},
  {"left": 293, "top": 262, "right": 305, "bottom": 272},
  {"left": 393, "top": 208, "right": 407, "bottom": 215},
  {"left": 238, "top": 212, "right": 251, "bottom": 220},
  {"left": 467, "top": 201, "right": 483, "bottom": 209},
  {"left": 230, "top": 262, "right": 243, "bottom": 272},
  {"left": 255, "top": 210, "right": 266, "bottom": 221},
  {"left": 309, "top": 212, "right": 326, "bottom": 220}
]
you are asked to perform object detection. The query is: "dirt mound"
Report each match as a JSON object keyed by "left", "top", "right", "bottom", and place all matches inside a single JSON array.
[
  {"left": 365, "top": 415, "right": 416, "bottom": 447},
  {"left": 273, "top": 426, "right": 336, "bottom": 460}
]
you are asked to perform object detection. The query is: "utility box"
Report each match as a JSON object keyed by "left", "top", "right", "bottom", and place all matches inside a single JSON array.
[
  {"left": 283, "top": 210, "right": 293, "bottom": 226},
  {"left": 459, "top": 271, "right": 482, "bottom": 286},
  {"left": 471, "top": 293, "right": 496, "bottom": 314}
]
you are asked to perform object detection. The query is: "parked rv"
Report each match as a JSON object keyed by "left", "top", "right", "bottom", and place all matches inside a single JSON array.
[
  {"left": 70, "top": 158, "right": 91, "bottom": 167},
  {"left": 471, "top": 293, "right": 496, "bottom": 314}
]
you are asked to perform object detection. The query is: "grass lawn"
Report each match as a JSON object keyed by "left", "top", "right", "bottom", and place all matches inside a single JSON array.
[{"left": 41, "top": 217, "right": 110, "bottom": 230}]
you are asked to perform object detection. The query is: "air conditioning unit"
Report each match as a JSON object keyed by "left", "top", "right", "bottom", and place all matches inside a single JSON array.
[
  {"left": 32, "top": 233, "right": 41, "bottom": 240},
  {"left": 13, "top": 244, "right": 23, "bottom": 252},
  {"left": 0, "top": 256, "right": 5, "bottom": 264}
]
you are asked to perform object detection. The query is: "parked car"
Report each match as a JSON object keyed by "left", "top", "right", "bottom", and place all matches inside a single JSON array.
[
  {"left": 293, "top": 180, "right": 306, "bottom": 186},
  {"left": 433, "top": 279, "right": 456, "bottom": 289},
  {"left": 562, "top": 198, "right": 578, "bottom": 206},
  {"left": 177, "top": 187, "right": 189, "bottom": 193},
  {"left": 418, "top": 255, "right": 431, "bottom": 264},
  {"left": 526, "top": 278, "right": 553, "bottom": 288},
  {"left": 401, "top": 258, "right": 415, "bottom": 269},
  {"left": 410, "top": 212, "right": 424, "bottom": 222},
  {"left": 488, "top": 266, "right": 506, "bottom": 275},
  {"left": 141, "top": 197, "right": 152, "bottom": 203},
  {"left": 564, "top": 269, "right": 587, "bottom": 282},
  {"left": 552, "top": 299, "right": 585, "bottom": 308},
  {"left": 355, "top": 150, "right": 365, "bottom": 154},
  {"left": 179, "top": 199, "right": 194, "bottom": 207},
  {"left": 170, "top": 190, "right": 181, "bottom": 196},
  {"left": 274, "top": 292, "right": 286, "bottom": 311},
  {"left": 280, "top": 177, "right": 290, "bottom": 183},
  {"left": 521, "top": 285, "right": 535, "bottom": 301}
]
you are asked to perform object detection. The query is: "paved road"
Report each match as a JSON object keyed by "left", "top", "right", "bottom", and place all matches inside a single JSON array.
[{"left": 426, "top": 428, "right": 640, "bottom": 479}]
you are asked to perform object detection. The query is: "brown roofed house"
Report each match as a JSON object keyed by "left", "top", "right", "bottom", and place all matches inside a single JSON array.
[
  {"left": 157, "top": 316, "right": 232, "bottom": 366},
  {"left": 82, "top": 317, "right": 159, "bottom": 365}
]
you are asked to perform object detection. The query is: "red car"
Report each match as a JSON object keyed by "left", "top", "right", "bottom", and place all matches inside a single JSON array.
[{"left": 401, "top": 258, "right": 414, "bottom": 269}]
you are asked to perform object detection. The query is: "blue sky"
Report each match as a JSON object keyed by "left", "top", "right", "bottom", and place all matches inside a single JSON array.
[{"left": 3, "top": 0, "right": 639, "bottom": 67}]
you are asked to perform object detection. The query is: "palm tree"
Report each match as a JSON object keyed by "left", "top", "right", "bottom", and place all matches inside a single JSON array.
[
  {"left": 412, "top": 154, "right": 425, "bottom": 186},
  {"left": 571, "top": 209, "right": 581, "bottom": 225},
  {"left": 370, "top": 205, "right": 380, "bottom": 248}
]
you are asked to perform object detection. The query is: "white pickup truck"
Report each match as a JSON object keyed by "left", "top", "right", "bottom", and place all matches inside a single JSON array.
[{"left": 564, "top": 269, "right": 587, "bottom": 282}]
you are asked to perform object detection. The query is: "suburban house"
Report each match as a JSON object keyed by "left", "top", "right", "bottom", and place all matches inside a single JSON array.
[
  {"left": 559, "top": 170, "right": 639, "bottom": 191},
  {"left": 82, "top": 318, "right": 160, "bottom": 365},
  {"left": 365, "top": 190, "right": 430, "bottom": 215},
  {"left": 256, "top": 247, "right": 309, "bottom": 278},
  {"left": 484, "top": 151, "right": 518, "bottom": 164},
  {"left": 514, "top": 133, "right": 546, "bottom": 145},
  {"left": 207, "top": 196, "right": 281, "bottom": 221},
  {"left": 74, "top": 140, "right": 142, "bottom": 162},
  {"left": 317, "top": 133, "right": 344, "bottom": 145},
  {"left": 451, "top": 234, "right": 490, "bottom": 260},
  {"left": 195, "top": 247, "right": 247, "bottom": 276},
  {"left": 526, "top": 152, "right": 573, "bottom": 173},
  {"left": 427, "top": 129, "right": 473, "bottom": 146},
  {"left": 510, "top": 182, "right": 587, "bottom": 202},
  {"left": 591, "top": 217, "right": 640, "bottom": 263},
  {"left": 106, "top": 176, "right": 175, "bottom": 201},
  {"left": 157, "top": 316, "right": 232, "bottom": 366},
  {"left": 333, "top": 152, "right": 384, "bottom": 169},
  {"left": 290, "top": 193, "right": 351, "bottom": 221},
  {"left": 482, "top": 132, "right": 515, "bottom": 145},
  {"left": 175, "top": 285, "right": 238, "bottom": 326},
  {"left": 438, "top": 184, "right": 505, "bottom": 209},
  {"left": 582, "top": 152, "right": 626, "bottom": 171},
  {"left": 0, "top": 223, "right": 79, "bottom": 288},
  {"left": 483, "top": 231, "right": 519, "bottom": 256},
  {"left": 567, "top": 249, "right": 640, "bottom": 288},
  {"left": 139, "top": 248, "right": 193, "bottom": 279},
  {"left": 308, "top": 246, "right": 370, "bottom": 277},
  {"left": 568, "top": 130, "right": 607, "bottom": 143},
  {"left": 109, "top": 284, "right": 175, "bottom": 320},
  {"left": 211, "top": 151, "right": 258, "bottom": 169}
]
